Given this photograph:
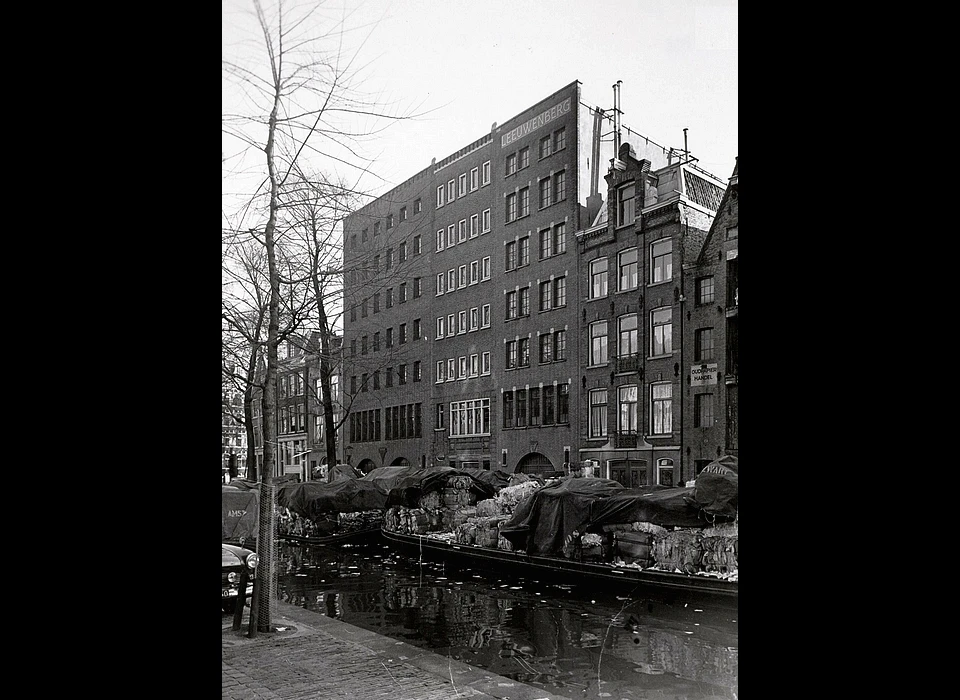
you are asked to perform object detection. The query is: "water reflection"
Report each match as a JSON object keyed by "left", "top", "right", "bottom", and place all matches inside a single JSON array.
[{"left": 275, "top": 541, "right": 738, "bottom": 699}]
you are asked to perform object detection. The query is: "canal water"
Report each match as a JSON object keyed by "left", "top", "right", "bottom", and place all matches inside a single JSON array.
[{"left": 275, "top": 540, "right": 737, "bottom": 699}]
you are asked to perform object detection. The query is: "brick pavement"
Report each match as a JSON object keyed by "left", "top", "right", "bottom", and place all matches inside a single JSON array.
[{"left": 222, "top": 599, "right": 573, "bottom": 700}]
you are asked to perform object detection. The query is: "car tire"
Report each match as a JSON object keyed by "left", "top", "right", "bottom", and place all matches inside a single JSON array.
[{"left": 222, "top": 599, "right": 237, "bottom": 614}]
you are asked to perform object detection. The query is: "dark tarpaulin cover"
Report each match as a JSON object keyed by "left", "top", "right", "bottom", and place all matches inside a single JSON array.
[
  {"left": 499, "top": 477, "right": 626, "bottom": 557},
  {"left": 689, "top": 455, "right": 738, "bottom": 518},
  {"left": 222, "top": 488, "right": 259, "bottom": 541},
  {"left": 457, "top": 468, "right": 516, "bottom": 494},
  {"left": 588, "top": 486, "right": 721, "bottom": 530},
  {"left": 384, "top": 466, "right": 499, "bottom": 508},
  {"left": 277, "top": 480, "right": 387, "bottom": 518},
  {"left": 361, "top": 466, "right": 419, "bottom": 492}
]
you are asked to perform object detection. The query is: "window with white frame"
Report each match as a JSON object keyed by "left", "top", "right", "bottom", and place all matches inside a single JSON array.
[
  {"left": 651, "top": 308, "right": 672, "bottom": 356},
  {"left": 458, "top": 356, "right": 467, "bottom": 379},
  {"left": 518, "top": 187, "right": 529, "bottom": 218},
  {"left": 470, "top": 260, "right": 479, "bottom": 284},
  {"left": 618, "top": 248, "right": 638, "bottom": 291},
  {"left": 470, "top": 214, "right": 479, "bottom": 238},
  {"left": 617, "top": 182, "right": 635, "bottom": 227},
  {"left": 695, "top": 328, "right": 715, "bottom": 362},
  {"left": 695, "top": 393, "right": 714, "bottom": 427},
  {"left": 539, "top": 280, "right": 552, "bottom": 311},
  {"left": 458, "top": 219, "right": 467, "bottom": 243},
  {"left": 505, "top": 192, "right": 517, "bottom": 223},
  {"left": 505, "top": 340, "right": 517, "bottom": 369},
  {"left": 506, "top": 291, "right": 517, "bottom": 320},
  {"left": 506, "top": 241, "right": 517, "bottom": 271},
  {"left": 458, "top": 173, "right": 467, "bottom": 197},
  {"left": 458, "top": 310, "right": 467, "bottom": 334},
  {"left": 436, "top": 361, "right": 445, "bottom": 383},
  {"left": 554, "top": 277, "right": 566, "bottom": 307},
  {"left": 470, "top": 307, "right": 479, "bottom": 330},
  {"left": 481, "top": 352, "right": 491, "bottom": 374},
  {"left": 482, "top": 209, "right": 491, "bottom": 233},
  {"left": 590, "top": 258, "right": 608, "bottom": 299},
  {"left": 447, "top": 358, "right": 456, "bottom": 380},
  {"left": 554, "top": 329, "right": 566, "bottom": 360},
  {"left": 519, "top": 286, "right": 529, "bottom": 316},
  {"left": 447, "top": 313, "right": 456, "bottom": 334},
  {"left": 450, "top": 398, "right": 491, "bottom": 437},
  {"left": 437, "top": 229, "right": 444, "bottom": 252},
  {"left": 619, "top": 313, "right": 639, "bottom": 357},
  {"left": 651, "top": 239, "right": 673, "bottom": 283},
  {"left": 470, "top": 167, "right": 479, "bottom": 191},
  {"left": 505, "top": 152, "right": 517, "bottom": 176},
  {"left": 518, "top": 236, "right": 529, "bottom": 266},
  {"left": 437, "top": 185, "right": 444, "bottom": 208},
  {"left": 458, "top": 265, "right": 467, "bottom": 287},
  {"left": 651, "top": 383, "right": 672, "bottom": 435},
  {"left": 554, "top": 222, "right": 566, "bottom": 254},
  {"left": 447, "top": 224, "right": 456, "bottom": 247},
  {"left": 539, "top": 134, "right": 552, "bottom": 159},
  {"left": 590, "top": 320, "right": 608, "bottom": 365},
  {"left": 618, "top": 385, "right": 638, "bottom": 435},
  {"left": 437, "top": 317, "right": 445, "bottom": 339},
  {"left": 539, "top": 177, "right": 552, "bottom": 209},
  {"left": 436, "top": 273, "right": 444, "bottom": 295},
  {"left": 539, "top": 227, "right": 552, "bottom": 259},
  {"left": 448, "top": 269, "right": 456, "bottom": 291},
  {"left": 482, "top": 161, "right": 490, "bottom": 185},
  {"left": 470, "top": 354, "right": 479, "bottom": 377},
  {"left": 481, "top": 257, "right": 491, "bottom": 280},
  {"left": 518, "top": 337, "right": 530, "bottom": 367},
  {"left": 519, "top": 146, "right": 529, "bottom": 170},
  {"left": 554, "top": 127, "right": 565, "bottom": 152},
  {"left": 447, "top": 179, "right": 455, "bottom": 201}
]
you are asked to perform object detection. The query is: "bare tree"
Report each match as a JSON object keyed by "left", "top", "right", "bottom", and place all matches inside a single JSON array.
[{"left": 222, "top": 0, "right": 422, "bottom": 631}]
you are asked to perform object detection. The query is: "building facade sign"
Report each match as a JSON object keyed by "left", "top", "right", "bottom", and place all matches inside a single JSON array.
[
  {"left": 501, "top": 97, "right": 572, "bottom": 148},
  {"left": 690, "top": 363, "right": 718, "bottom": 386}
]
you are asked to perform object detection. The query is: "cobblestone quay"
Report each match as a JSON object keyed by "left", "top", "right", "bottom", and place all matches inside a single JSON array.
[{"left": 223, "top": 599, "right": 572, "bottom": 700}]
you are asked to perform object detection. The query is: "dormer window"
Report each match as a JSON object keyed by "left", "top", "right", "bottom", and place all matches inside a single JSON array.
[{"left": 617, "top": 182, "right": 635, "bottom": 227}]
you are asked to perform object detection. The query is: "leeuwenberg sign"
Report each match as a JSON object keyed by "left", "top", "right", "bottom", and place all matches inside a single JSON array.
[{"left": 501, "top": 97, "right": 572, "bottom": 148}]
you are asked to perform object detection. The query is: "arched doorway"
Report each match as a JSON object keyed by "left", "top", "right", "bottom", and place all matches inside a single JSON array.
[
  {"left": 516, "top": 452, "right": 555, "bottom": 477},
  {"left": 356, "top": 458, "right": 377, "bottom": 476},
  {"left": 609, "top": 459, "right": 648, "bottom": 488},
  {"left": 390, "top": 457, "right": 411, "bottom": 466}
]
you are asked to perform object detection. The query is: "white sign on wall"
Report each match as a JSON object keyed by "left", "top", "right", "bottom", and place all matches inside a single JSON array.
[{"left": 690, "top": 363, "right": 718, "bottom": 386}]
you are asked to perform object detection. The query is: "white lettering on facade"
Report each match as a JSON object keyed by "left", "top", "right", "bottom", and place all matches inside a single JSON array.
[{"left": 501, "top": 97, "right": 571, "bottom": 148}]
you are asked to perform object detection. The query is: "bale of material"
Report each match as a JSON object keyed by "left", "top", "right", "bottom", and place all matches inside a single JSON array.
[
  {"left": 652, "top": 530, "right": 703, "bottom": 574},
  {"left": 475, "top": 499, "right": 501, "bottom": 517}
]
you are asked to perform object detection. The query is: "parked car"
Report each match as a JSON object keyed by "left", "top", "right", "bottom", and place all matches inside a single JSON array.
[{"left": 222, "top": 543, "right": 259, "bottom": 613}]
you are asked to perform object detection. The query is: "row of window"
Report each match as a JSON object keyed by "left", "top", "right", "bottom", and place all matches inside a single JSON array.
[
  {"left": 356, "top": 200, "right": 423, "bottom": 246},
  {"left": 588, "top": 384, "right": 672, "bottom": 438},
  {"left": 350, "top": 402, "right": 425, "bottom": 442},
  {"left": 436, "top": 305, "right": 491, "bottom": 338},
  {"left": 505, "top": 170, "right": 566, "bottom": 224},
  {"left": 351, "top": 320, "right": 421, "bottom": 356},
  {"left": 588, "top": 310, "right": 673, "bottom": 366},
  {"left": 504, "top": 127, "right": 565, "bottom": 178},
  {"left": 356, "top": 361, "right": 422, "bottom": 393},
  {"left": 502, "top": 384, "right": 570, "bottom": 428},
  {"left": 435, "top": 352, "right": 492, "bottom": 382},
  {"left": 278, "top": 403, "right": 306, "bottom": 434},
  {"left": 505, "top": 329, "right": 567, "bottom": 369},
  {"left": 350, "top": 235, "right": 423, "bottom": 285},
  {"left": 278, "top": 372, "right": 305, "bottom": 398},
  {"left": 437, "top": 162, "right": 492, "bottom": 208},
  {"left": 352, "top": 280, "right": 423, "bottom": 321},
  {"left": 436, "top": 210, "right": 492, "bottom": 251},
  {"left": 436, "top": 257, "right": 492, "bottom": 294},
  {"left": 506, "top": 278, "right": 568, "bottom": 320},
  {"left": 502, "top": 225, "right": 566, "bottom": 275},
  {"left": 587, "top": 240, "right": 671, "bottom": 299}
]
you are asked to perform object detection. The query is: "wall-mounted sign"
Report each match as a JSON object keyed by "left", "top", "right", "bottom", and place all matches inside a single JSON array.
[
  {"left": 501, "top": 97, "right": 571, "bottom": 148},
  {"left": 690, "top": 363, "right": 718, "bottom": 386}
]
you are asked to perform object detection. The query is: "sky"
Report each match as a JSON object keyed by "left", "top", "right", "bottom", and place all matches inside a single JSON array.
[{"left": 222, "top": 0, "right": 737, "bottom": 224}]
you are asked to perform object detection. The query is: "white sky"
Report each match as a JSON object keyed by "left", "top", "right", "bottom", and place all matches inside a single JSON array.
[{"left": 222, "top": 0, "right": 737, "bottom": 220}]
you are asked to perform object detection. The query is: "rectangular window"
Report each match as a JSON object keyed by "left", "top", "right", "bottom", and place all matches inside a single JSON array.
[
  {"left": 529, "top": 387, "right": 540, "bottom": 426},
  {"left": 448, "top": 269, "right": 456, "bottom": 290},
  {"left": 482, "top": 161, "right": 491, "bottom": 185},
  {"left": 458, "top": 356, "right": 467, "bottom": 379},
  {"left": 618, "top": 248, "right": 638, "bottom": 291},
  {"left": 519, "top": 146, "right": 529, "bottom": 170},
  {"left": 437, "top": 403, "right": 445, "bottom": 430},
  {"left": 448, "top": 179, "right": 456, "bottom": 201},
  {"left": 470, "top": 214, "right": 479, "bottom": 238},
  {"left": 540, "top": 228, "right": 552, "bottom": 259},
  {"left": 554, "top": 170, "right": 566, "bottom": 202},
  {"left": 459, "top": 173, "right": 467, "bottom": 196},
  {"left": 694, "top": 393, "right": 713, "bottom": 428},
  {"left": 539, "top": 134, "right": 552, "bottom": 159},
  {"left": 652, "top": 239, "right": 673, "bottom": 283},
  {"left": 506, "top": 153, "right": 517, "bottom": 176},
  {"left": 470, "top": 167, "right": 479, "bottom": 191},
  {"left": 447, "top": 358, "right": 455, "bottom": 381},
  {"left": 362, "top": 228, "right": 368, "bottom": 242},
  {"left": 436, "top": 360, "right": 445, "bottom": 383},
  {"left": 482, "top": 257, "right": 491, "bottom": 280},
  {"left": 386, "top": 327, "right": 393, "bottom": 347},
  {"left": 503, "top": 392, "right": 514, "bottom": 427},
  {"left": 399, "top": 364, "right": 407, "bottom": 385},
  {"left": 399, "top": 282, "right": 407, "bottom": 303},
  {"left": 540, "top": 280, "right": 552, "bottom": 311},
  {"left": 618, "top": 385, "right": 638, "bottom": 435},
  {"left": 470, "top": 354, "right": 479, "bottom": 377},
  {"left": 590, "top": 258, "right": 608, "bottom": 298},
  {"left": 590, "top": 321, "right": 608, "bottom": 365},
  {"left": 374, "top": 222, "right": 380, "bottom": 237},
  {"left": 652, "top": 308, "right": 673, "bottom": 356},
  {"left": 505, "top": 241, "right": 517, "bottom": 271},
  {"left": 554, "top": 222, "right": 566, "bottom": 254},
  {"left": 458, "top": 310, "right": 467, "bottom": 334},
  {"left": 696, "top": 328, "right": 715, "bottom": 361},
  {"left": 505, "top": 192, "right": 517, "bottom": 223},
  {"left": 558, "top": 383, "right": 569, "bottom": 423},
  {"left": 619, "top": 313, "right": 639, "bottom": 357},
  {"left": 482, "top": 304, "right": 491, "bottom": 327},
  {"left": 539, "top": 177, "right": 552, "bottom": 209},
  {"left": 437, "top": 316, "right": 445, "bottom": 339},
  {"left": 437, "top": 229, "right": 445, "bottom": 252},
  {"left": 437, "top": 273, "right": 444, "bottom": 295},
  {"left": 373, "top": 331, "right": 380, "bottom": 351},
  {"left": 458, "top": 264, "right": 467, "bottom": 287},
  {"left": 555, "top": 329, "right": 566, "bottom": 360},
  {"left": 482, "top": 209, "right": 491, "bottom": 232},
  {"left": 448, "top": 224, "right": 456, "bottom": 247},
  {"left": 506, "top": 291, "right": 517, "bottom": 320},
  {"left": 400, "top": 241, "right": 407, "bottom": 262},
  {"left": 519, "top": 286, "right": 529, "bottom": 316},
  {"left": 518, "top": 337, "right": 530, "bottom": 367},
  {"left": 361, "top": 373, "right": 368, "bottom": 392},
  {"left": 414, "top": 234, "right": 421, "bottom": 255},
  {"left": 518, "top": 187, "right": 529, "bottom": 218},
  {"left": 554, "top": 127, "right": 565, "bottom": 152},
  {"left": 543, "top": 385, "right": 555, "bottom": 424},
  {"left": 361, "top": 335, "right": 368, "bottom": 355},
  {"left": 697, "top": 276, "right": 715, "bottom": 305},
  {"left": 413, "top": 277, "right": 421, "bottom": 298},
  {"left": 505, "top": 340, "right": 517, "bottom": 369},
  {"left": 554, "top": 277, "right": 566, "bottom": 307},
  {"left": 450, "top": 398, "right": 490, "bottom": 437},
  {"left": 617, "top": 182, "right": 635, "bottom": 227},
  {"left": 539, "top": 333, "right": 553, "bottom": 363},
  {"left": 437, "top": 185, "right": 444, "bottom": 208},
  {"left": 458, "top": 219, "right": 467, "bottom": 243},
  {"left": 413, "top": 318, "right": 420, "bottom": 340},
  {"left": 386, "top": 288, "right": 393, "bottom": 308},
  {"left": 482, "top": 351, "right": 491, "bottom": 374},
  {"left": 415, "top": 198, "right": 422, "bottom": 214},
  {"left": 470, "top": 307, "right": 479, "bottom": 330},
  {"left": 386, "top": 250, "right": 393, "bottom": 270},
  {"left": 519, "top": 237, "right": 529, "bottom": 266},
  {"left": 373, "top": 370, "right": 380, "bottom": 390},
  {"left": 470, "top": 260, "right": 479, "bottom": 284},
  {"left": 516, "top": 388, "right": 527, "bottom": 427},
  {"left": 400, "top": 206, "right": 407, "bottom": 222},
  {"left": 652, "top": 383, "right": 673, "bottom": 435},
  {"left": 387, "top": 213, "right": 394, "bottom": 229},
  {"left": 590, "top": 389, "right": 607, "bottom": 437},
  {"left": 399, "top": 323, "right": 407, "bottom": 344},
  {"left": 448, "top": 313, "right": 456, "bottom": 334},
  {"left": 373, "top": 292, "right": 380, "bottom": 313}
]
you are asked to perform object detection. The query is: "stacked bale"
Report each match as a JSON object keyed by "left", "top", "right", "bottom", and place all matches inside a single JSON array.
[
  {"left": 652, "top": 530, "right": 703, "bottom": 574},
  {"left": 603, "top": 522, "right": 668, "bottom": 567},
  {"left": 337, "top": 510, "right": 381, "bottom": 533},
  {"left": 699, "top": 521, "right": 738, "bottom": 577}
]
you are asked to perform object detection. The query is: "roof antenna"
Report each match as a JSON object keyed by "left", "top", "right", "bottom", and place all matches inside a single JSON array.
[
  {"left": 683, "top": 127, "right": 689, "bottom": 162},
  {"left": 612, "top": 80, "right": 623, "bottom": 155}
]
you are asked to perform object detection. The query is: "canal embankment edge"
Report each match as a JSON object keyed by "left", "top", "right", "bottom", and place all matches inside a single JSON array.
[{"left": 223, "top": 598, "right": 576, "bottom": 700}]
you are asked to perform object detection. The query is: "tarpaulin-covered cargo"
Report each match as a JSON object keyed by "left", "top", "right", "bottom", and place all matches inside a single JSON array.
[
  {"left": 689, "top": 455, "right": 738, "bottom": 518},
  {"left": 278, "top": 479, "right": 387, "bottom": 518},
  {"left": 588, "top": 486, "right": 721, "bottom": 530},
  {"left": 499, "top": 477, "right": 625, "bottom": 557},
  {"left": 360, "top": 466, "right": 417, "bottom": 491},
  {"left": 222, "top": 486, "right": 259, "bottom": 543},
  {"left": 384, "top": 467, "right": 498, "bottom": 508}
]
